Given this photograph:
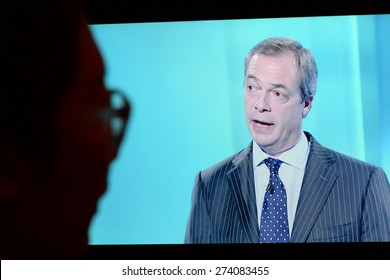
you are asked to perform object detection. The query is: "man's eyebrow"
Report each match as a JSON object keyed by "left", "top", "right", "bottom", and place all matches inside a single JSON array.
[
  {"left": 269, "top": 83, "right": 288, "bottom": 90},
  {"left": 246, "top": 76, "right": 290, "bottom": 91},
  {"left": 245, "top": 74, "right": 260, "bottom": 82},
  {"left": 246, "top": 74, "right": 259, "bottom": 81}
]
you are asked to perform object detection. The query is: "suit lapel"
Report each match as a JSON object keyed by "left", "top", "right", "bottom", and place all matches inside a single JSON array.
[
  {"left": 226, "top": 143, "right": 259, "bottom": 243},
  {"left": 291, "top": 133, "right": 339, "bottom": 242}
]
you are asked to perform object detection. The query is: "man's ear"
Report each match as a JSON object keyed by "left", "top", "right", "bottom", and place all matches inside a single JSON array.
[
  {"left": 302, "top": 95, "right": 314, "bottom": 118},
  {"left": 0, "top": 134, "right": 31, "bottom": 201}
]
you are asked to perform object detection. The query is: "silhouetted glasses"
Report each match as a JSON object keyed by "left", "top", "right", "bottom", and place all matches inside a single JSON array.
[{"left": 98, "top": 90, "right": 130, "bottom": 156}]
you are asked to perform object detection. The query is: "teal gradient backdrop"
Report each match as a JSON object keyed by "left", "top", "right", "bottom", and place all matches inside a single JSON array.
[{"left": 88, "top": 14, "right": 390, "bottom": 244}]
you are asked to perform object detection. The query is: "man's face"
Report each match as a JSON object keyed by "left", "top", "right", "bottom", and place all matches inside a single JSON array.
[
  {"left": 244, "top": 53, "right": 313, "bottom": 156},
  {"left": 33, "top": 18, "right": 115, "bottom": 257}
]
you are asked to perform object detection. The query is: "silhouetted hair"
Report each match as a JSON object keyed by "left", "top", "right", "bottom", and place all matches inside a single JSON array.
[{"left": 0, "top": 0, "right": 81, "bottom": 153}]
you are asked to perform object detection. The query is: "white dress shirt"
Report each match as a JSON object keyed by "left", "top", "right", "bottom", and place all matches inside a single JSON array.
[{"left": 253, "top": 132, "right": 310, "bottom": 235}]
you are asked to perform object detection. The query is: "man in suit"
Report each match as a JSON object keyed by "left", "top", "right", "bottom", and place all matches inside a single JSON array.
[{"left": 185, "top": 37, "right": 390, "bottom": 243}]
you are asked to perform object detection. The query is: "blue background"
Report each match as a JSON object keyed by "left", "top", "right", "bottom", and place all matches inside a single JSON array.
[{"left": 88, "top": 14, "right": 390, "bottom": 244}]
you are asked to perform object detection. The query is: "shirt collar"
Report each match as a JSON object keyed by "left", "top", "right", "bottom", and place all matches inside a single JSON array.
[{"left": 252, "top": 131, "right": 309, "bottom": 170}]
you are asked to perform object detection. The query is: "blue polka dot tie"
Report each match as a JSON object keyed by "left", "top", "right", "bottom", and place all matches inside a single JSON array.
[{"left": 259, "top": 157, "right": 289, "bottom": 243}]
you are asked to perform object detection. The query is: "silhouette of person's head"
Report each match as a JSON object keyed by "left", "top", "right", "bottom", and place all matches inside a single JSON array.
[{"left": 0, "top": 0, "right": 130, "bottom": 259}]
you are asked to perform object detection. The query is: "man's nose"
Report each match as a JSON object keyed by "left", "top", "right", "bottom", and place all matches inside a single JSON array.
[{"left": 253, "top": 92, "right": 271, "bottom": 112}]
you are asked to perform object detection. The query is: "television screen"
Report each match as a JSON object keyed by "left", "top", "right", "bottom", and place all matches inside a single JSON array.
[{"left": 84, "top": 1, "right": 390, "bottom": 257}]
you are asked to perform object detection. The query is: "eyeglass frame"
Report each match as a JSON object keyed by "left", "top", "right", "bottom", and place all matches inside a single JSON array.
[{"left": 97, "top": 89, "right": 131, "bottom": 157}]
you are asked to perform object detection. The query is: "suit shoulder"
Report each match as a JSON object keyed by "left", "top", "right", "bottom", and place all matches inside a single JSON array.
[
  {"left": 200, "top": 152, "right": 239, "bottom": 179},
  {"left": 307, "top": 132, "right": 378, "bottom": 170},
  {"left": 329, "top": 147, "right": 373, "bottom": 166},
  {"left": 199, "top": 146, "right": 251, "bottom": 183},
  {"left": 317, "top": 143, "right": 382, "bottom": 173}
]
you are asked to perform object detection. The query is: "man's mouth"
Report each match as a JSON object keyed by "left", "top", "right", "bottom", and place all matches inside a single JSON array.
[{"left": 253, "top": 120, "right": 274, "bottom": 127}]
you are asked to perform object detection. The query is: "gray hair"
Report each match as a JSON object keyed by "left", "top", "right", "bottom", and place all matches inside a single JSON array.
[{"left": 244, "top": 37, "right": 318, "bottom": 101}]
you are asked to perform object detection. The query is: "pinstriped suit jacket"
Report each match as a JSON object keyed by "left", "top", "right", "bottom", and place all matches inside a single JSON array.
[{"left": 185, "top": 132, "right": 390, "bottom": 243}]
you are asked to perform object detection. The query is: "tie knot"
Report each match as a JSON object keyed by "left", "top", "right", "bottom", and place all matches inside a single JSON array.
[{"left": 263, "top": 157, "right": 282, "bottom": 173}]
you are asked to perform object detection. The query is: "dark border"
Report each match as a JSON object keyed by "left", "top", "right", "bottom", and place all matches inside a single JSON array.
[
  {"left": 87, "top": 243, "right": 390, "bottom": 260},
  {"left": 82, "top": 0, "right": 390, "bottom": 261},
  {"left": 82, "top": 0, "right": 390, "bottom": 24}
]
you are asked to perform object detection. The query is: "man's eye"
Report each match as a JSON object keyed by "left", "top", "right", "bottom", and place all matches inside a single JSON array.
[
  {"left": 247, "top": 83, "right": 260, "bottom": 92},
  {"left": 272, "top": 91, "right": 284, "bottom": 98},
  {"left": 271, "top": 91, "right": 289, "bottom": 103}
]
